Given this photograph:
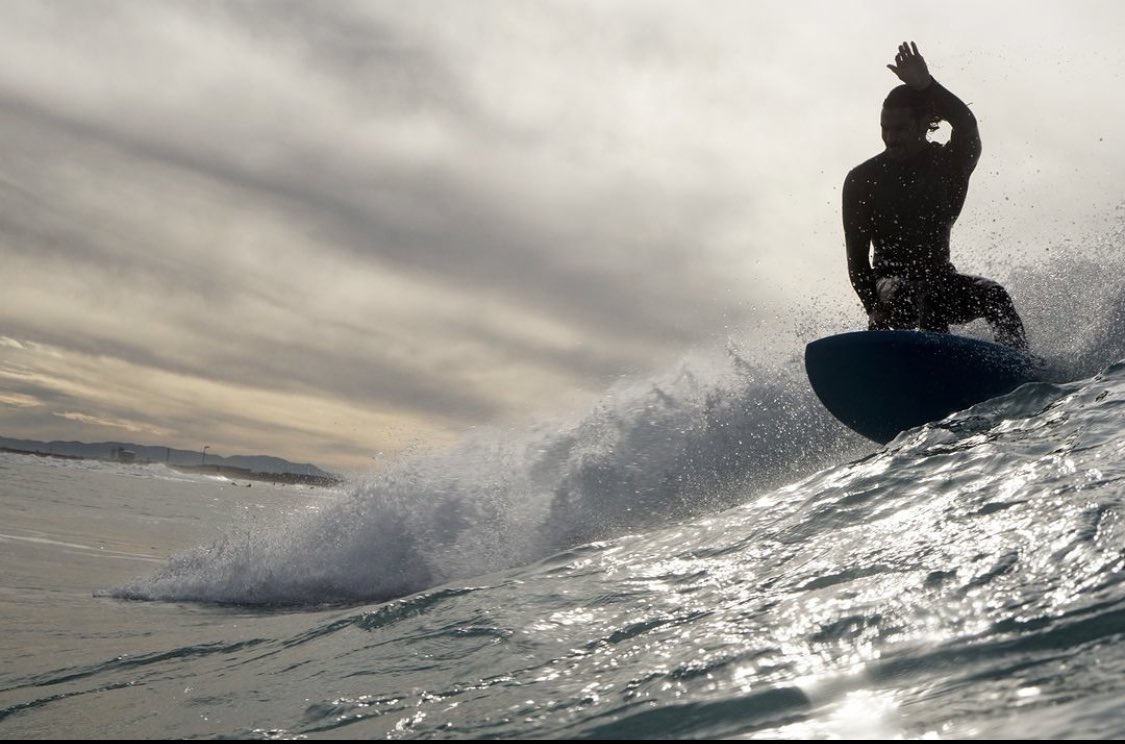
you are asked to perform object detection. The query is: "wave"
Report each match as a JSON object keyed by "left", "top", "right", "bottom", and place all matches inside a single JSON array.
[
  {"left": 106, "top": 340, "right": 868, "bottom": 605},
  {"left": 106, "top": 236, "right": 1125, "bottom": 606}
]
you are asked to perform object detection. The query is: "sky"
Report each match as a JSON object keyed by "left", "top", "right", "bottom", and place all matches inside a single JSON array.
[{"left": 2, "top": 0, "right": 1124, "bottom": 473}]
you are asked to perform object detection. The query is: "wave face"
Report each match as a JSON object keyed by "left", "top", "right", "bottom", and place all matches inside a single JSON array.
[
  {"left": 77, "top": 351, "right": 1125, "bottom": 739},
  {"left": 8, "top": 227, "right": 1122, "bottom": 738},
  {"left": 107, "top": 239, "right": 1125, "bottom": 607},
  {"left": 108, "top": 342, "right": 869, "bottom": 605}
]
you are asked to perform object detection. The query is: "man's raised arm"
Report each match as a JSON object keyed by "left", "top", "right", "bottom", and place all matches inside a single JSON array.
[{"left": 889, "top": 41, "right": 981, "bottom": 170}]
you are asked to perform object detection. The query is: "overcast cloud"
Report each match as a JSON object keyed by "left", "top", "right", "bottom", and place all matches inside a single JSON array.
[{"left": 2, "top": 0, "right": 1124, "bottom": 471}]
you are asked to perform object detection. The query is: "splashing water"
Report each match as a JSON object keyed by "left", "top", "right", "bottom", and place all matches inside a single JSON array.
[
  {"left": 109, "top": 226, "right": 1125, "bottom": 607},
  {"left": 110, "top": 340, "right": 868, "bottom": 605}
]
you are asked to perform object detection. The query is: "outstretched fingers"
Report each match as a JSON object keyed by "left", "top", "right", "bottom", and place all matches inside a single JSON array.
[
  {"left": 887, "top": 41, "right": 929, "bottom": 85},
  {"left": 894, "top": 41, "right": 918, "bottom": 63}
]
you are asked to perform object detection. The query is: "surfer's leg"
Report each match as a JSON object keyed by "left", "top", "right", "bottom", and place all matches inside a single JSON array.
[
  {"left": 969, "top": 278, "right": 1027, "bottom": 350},
  {"left": 915, "top": 276, "right": 951, "bottom": 334},
  {"left": 874, "top": 276, "right": 919, "bottom": 329},
  {"left": 984, "top": 285, "right": 1028, "bottom": 350},
  {"left": 916, "top": 297, "right": 950, "bottom": 333},
  {"left": 931, "top": 274, "right": 1028, "bottom": 351}
]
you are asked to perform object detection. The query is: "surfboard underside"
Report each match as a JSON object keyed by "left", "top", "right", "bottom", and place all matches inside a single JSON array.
[{"left": 804, "top": 330, "right": 1035, "bottom": 443}]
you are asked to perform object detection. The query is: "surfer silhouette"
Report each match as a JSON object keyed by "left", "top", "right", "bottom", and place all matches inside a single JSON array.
[{"left": 842, "top": 41, "right": 1028, "bottom": 351}]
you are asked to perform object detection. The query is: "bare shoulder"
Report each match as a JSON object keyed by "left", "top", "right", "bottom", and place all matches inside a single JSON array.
[{"left": 845, "top": 153, "right": 885, "bottom": 186}]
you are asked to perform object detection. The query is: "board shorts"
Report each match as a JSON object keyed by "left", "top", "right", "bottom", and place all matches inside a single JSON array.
[{"left": 874, "top": 270, "right": 1015, "bottom": 335}]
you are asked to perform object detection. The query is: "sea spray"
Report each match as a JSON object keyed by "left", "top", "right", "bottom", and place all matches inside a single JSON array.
[
  {"left": 109, "top": 341, "right": 867, "bottom": 605},
  {"left": 991, "top": 220, "right": 1125, "bottom": 380},
  {"left": 109, "top": 225, "right": 1125, "bottom": 606}
]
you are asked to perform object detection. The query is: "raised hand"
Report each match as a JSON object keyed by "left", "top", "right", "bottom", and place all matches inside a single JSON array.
[{"left": 887, "top": 41, "right": 933, "bottom": 90}]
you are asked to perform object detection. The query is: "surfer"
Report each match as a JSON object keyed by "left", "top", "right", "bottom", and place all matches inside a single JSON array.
[{"left": 843, "top": 41, "right": 1028, "bottom": 351}]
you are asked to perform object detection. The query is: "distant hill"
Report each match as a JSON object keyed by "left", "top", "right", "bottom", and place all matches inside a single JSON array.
[{"left": 0, "top": 436, "right": 340, "bottom": 484}]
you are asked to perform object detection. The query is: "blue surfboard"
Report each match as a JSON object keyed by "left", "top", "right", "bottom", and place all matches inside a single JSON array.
[{"left": 805, "top": 330, "right": 1038, "bottom": 443}]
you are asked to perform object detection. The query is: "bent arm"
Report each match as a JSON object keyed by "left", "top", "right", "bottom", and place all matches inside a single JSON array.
[
  {"left": 888, "top": 42, "right": 981, "bottom": 172},
  {"left": 842, "top": 173, "right": 877, "bottom": 314},
  {"left": 846, "top": 231, "right": 877, "bottom": 314},
  {"left": 926, "top": 79, "right": 982, "bottom": 172}
]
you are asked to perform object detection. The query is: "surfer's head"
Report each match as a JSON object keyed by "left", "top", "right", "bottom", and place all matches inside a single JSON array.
[{"left": 881, "top": 85, "right": 939, "bottom": 160}]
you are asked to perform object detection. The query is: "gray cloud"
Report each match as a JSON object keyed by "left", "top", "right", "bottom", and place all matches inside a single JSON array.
[
  {"left": 0, "top": 8, "right": 750, "bottom": 326},
  {"left": 3, "top": 0, "right": 1124, "bottom": 470},
  {"left": 0, "top": 2, "right": 761, "bottom": 432}
]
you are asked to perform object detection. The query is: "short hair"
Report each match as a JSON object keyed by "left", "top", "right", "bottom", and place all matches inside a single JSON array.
[{"left": 883, "top": 84, "right": 940, "bottom": 132}]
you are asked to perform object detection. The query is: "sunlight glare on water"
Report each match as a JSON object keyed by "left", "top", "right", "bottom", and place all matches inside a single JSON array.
[{"left": 7, "top": 244, "right": 1125, "bottom": 738}]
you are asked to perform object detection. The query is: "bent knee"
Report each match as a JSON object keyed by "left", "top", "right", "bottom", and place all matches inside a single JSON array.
[
  {"left": 973, "top": 277, "right": 1011, "bottom": 304},
  {"left": 876, "top": 276, "right": 907, "bottom": 304}
]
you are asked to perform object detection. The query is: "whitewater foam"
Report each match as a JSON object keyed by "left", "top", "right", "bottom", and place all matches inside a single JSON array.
[{"left": 108, "top": 232, "right": 1125, "bottom": 606}]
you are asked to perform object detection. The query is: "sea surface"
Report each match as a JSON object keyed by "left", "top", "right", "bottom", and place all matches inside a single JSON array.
[{"left": 5, "top": 255, "right": 1125, "bottom": 739}]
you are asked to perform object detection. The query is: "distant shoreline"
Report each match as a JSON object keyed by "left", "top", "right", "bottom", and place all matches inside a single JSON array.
[{"left": 0, "top": 446, "right": 345, "bottom": 488}]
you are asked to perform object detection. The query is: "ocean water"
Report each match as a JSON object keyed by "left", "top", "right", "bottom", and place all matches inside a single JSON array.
[{"left": 5, "top": 251, "right": 1125, "bottom": 739}]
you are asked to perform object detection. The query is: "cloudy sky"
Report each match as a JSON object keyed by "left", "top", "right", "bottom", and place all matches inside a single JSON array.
[{"left": 2, "top": 0, "right": 1123, "bottom": 472}]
